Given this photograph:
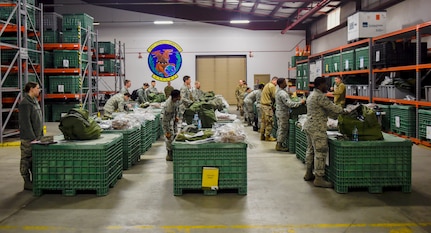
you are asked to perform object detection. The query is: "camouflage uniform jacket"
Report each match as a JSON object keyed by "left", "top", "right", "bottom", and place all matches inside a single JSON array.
[
  {"left": 180, "top": 84, "right": 193, "bottom": 108},
  {"left": 235, "top": 85, "right": 247, "bottom": 100},
  {"left": 137, "top": 88, "right": 148, "bottom": 104},
  {"left": 18, "top": 93, "right": 43, "bottom": 141},
  {"left": 192, "top": 88, "right": 205, "bottom": 101},
  {"left": 120, "top": 86, "right": 129, "bottom": 95},
  {"left": 162, "top": 96, "right": 179, "bottom": 134},
  {"left": 164, "top": 86, "right": 174, "bottom": 98},
  {"left": 244, "top": 89, "right": 260, "bottom": 105},
  {"left": 275, "top": 88, "right": 302, "bottom": 114},
  {"left": 146, "top": 87, "right": 158, "bottom": 96},
  {"left": 303, "top": 89, "right": 343, "bottom": 132},
  {"left": 104, "top": 93, "right": 127, "bottom": 115}
]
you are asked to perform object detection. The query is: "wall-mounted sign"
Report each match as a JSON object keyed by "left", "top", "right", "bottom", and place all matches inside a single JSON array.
[{"left": 147, "top": 40, "right": 183, "bottom": 82}]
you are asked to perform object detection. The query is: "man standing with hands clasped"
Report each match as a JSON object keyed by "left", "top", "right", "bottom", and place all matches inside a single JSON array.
[{"left": 330, "top": 76, "right": 346, "bottom": 107}]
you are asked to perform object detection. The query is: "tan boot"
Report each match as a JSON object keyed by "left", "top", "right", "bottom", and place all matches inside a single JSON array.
[
  {"left": 23, "top": 175, "right": 33, "bottom": 191},
  {"left": 166, "top": 150, "right": 173, "bottom": 161},
  {"left": 260, "top": 134, "right": 266, "bottom": 141},
  {"left": 275, "top": 142, "right": 289, "bottom": 152},
  {"left": 313, "top": 176, "right": 333, "bottom": 188},
  {"left": 303, "top": 168, "right": 315, "bottom": 181},
  {"left": 265, "top": 135, "right": 277, "bottom": 142}
]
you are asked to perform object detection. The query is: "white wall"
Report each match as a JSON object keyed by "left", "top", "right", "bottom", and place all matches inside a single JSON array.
[
  {"left": 310, "top": 0, "right": 431, "bottom": 54},
  {"left": 54, "top": 0, "right": 305, "bottom": 91}
]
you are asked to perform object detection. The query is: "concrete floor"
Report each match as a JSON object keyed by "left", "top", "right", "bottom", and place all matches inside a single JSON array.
[{"left": 1, "top": 113, "right": 431, "bottom": 233}]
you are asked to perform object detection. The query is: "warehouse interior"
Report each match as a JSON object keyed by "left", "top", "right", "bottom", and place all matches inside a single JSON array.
[{"left": 2, "top": 0, "right": 431, "bottom": 232}]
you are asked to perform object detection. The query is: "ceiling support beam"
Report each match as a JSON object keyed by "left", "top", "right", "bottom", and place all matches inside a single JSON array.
[
  {"left": 281, "top": 0, "right": 331, "bottom": 34},
  {"left": 269, "top": 2, "right": 284, "bottom": 17}
]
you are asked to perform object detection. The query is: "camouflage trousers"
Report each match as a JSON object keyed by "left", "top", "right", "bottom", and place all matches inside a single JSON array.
[
  {"left": 260, "top": 105, "right": 274, "bottom": 136},
  {"left": 304, "top": 129, "right": 328, "bottom": 177},
  {"left": 244, "top": 102, "right": 254, "bottom": 124},
  {"left": 20, "top": 140, "right": 33, "bottom": 177},
  {"left": 276, "top": 112, "right": 290, "bottom": 144},
  {"left": 164, "top": 128, "right": 175, "bottom": 153}
]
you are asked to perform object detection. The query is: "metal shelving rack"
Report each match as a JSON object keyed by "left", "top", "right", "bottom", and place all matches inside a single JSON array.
[{"left": 0, "top": 0, "right": 44, "bottom": 143}]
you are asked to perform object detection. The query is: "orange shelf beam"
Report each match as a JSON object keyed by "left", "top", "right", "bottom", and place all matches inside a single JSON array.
[
  {"left": 45, "top": 93, "right": 86, "bottom": 99},
  {"left": 373, "top": 64, "right": 431, "bottom": 73},
  {"left": 0, "top": 24, "right": 25, "bottom": 32},
  {"left": 322, "top": 69, "right": 369, "bottom": 77},
  {"left": 95, "top": 54, "right": 118, "bottom": 59},
  {"left": 372, "top": 97, "right": 431, "bottom": 107},
  {"left": 43, "top": 43, "right": 82, "bottom": 50},
  {"left": 43, "top": 68, "right": 81, "bottom": 74},
  {"left": 99, "top": 73, "right": 116, "bottom": 76}
]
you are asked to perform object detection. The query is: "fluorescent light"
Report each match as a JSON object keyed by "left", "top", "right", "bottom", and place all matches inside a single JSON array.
[
  {"left": 230, "top": 20, "right": 250, "bottom": 24},
  {"left": 154, "top": 21, "right": 173, "bottom": 25},
  {"left": 93, "top": 22, "right": 100, "bottom": 26}
]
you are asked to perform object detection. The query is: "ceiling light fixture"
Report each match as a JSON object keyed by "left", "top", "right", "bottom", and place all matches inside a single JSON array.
[
  {"left": 230, "top": 20, "right": 250, "bottom": 24},
  {"left": 93, "top": 22, "right": 100, "bottom": 26},
  {"left": 154, "top": 20, "right": 173, "bottom": 25}
]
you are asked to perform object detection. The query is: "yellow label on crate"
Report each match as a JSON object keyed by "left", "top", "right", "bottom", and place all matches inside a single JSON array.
[{"left": 202, "top": 167, "right": 219, "bottom": 190}]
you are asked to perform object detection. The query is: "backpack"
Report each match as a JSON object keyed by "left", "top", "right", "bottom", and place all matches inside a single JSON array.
[
  {"left": 59, "top": 108, "right": 102, "bottom": 140},
  {"left": 131, "top": 88, "right": 140, "bottom": 101}
]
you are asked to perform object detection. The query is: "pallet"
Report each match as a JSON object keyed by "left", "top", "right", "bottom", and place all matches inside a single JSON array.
[{"left": 174, "top": 187, "right": 247, "bottom": 196}]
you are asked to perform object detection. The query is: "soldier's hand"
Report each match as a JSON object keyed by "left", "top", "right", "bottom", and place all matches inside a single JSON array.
[
  {"left": 165, "top": 132, "right": 172, "bottom": 139},
  {"left": 301, "top": 99, "right": 306, "bottom": 104},
  {"left": 174, "top": 117, "right": 179, "bottom": 123}
]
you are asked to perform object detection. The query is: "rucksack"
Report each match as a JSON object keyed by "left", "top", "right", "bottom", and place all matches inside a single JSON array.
[
  {"left": 59, "top": 108, "right": 102, "bottom": 140},
  {"left": 131, "top": 88, "right": 140, "bottom": 101}
]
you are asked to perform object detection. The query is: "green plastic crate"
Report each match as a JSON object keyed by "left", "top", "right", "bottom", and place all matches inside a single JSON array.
[
  {"left": 296, "top": 63, "right": 303, "bottom": 77},
  {"left": 98, "top": 59, "right": 116, "bottom": 73},
  {"left": 326, "top": 133, "right": 412, "bottom": 194},
  {"left": 377, "top": 104, "right": 391, "bottom": 131},
  {"left": 53, "top": 50, "right": 88, "bottom": 68},
  {"left": 418, "top": 109, "right": 431, "bottom": 142},
  {"left": 61, "top": 30, "right": 89, "bottom": 44},
  {"left": 43, "top": 12, "right": 62, "bottom": 31},
  {"left": 44, "top": 51, "right": 54, "bottom": 68},
  {"left": 341, "top": 50, "right": 355, "bottom": 71},
  {"left": 355, "top": 46, "right": 369, "bottom": 69},
  {"left": 98, "top": 42, "right": 115, "bottom": 54},
  {"left": 291, "top": 56, "right": 307, "bottom": 67},
  {"left": 302, "top": 76, "right": 309, "bottom": 91},
  {"left": 295, "top": 123, "right": 307, "bottom": 163},
  {"left": 290, "top": 104, "right": 307, "bottom": 120},
  {"left": 140, "top": 120, "right": 153, "bottom": 153},
  {"left": 172, "top": 142, "right": 247, "bottom": 196},
  {"left": 2, "top": 73, "right": 37, "bottom": 88},
  {"left": 50, "top": 103, "right": 80, "bottom": 122},
  {"left": 296, "top": 77, "right": 303, "bottom": 90},
  {"left": 323, "top": 55, "right": 332, "bottom": 73},
  {"left": 62, "top": 13, "right": 94, "bottom": 31},
  {"left": 390, "top": 105, "right": 416, "bottom": 137},
  {"left": 32, "top": 133, "right": 123, "bottom": 196},
  {"left": 48, "top": 75, "right": 88, "bottom": 94},
  {"left": 332, "top": 53, "right": 341, "bottom": 72},
  {"left": 102, "top": 127, "right": 141, "bottom": 170},
  {"left": 43, "top": 30, "right": 61, "bottom": 43},
  {"left": 0, "top": 6, "right": 36, "bottom": 26}
]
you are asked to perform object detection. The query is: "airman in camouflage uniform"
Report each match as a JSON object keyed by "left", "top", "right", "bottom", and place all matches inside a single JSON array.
[
  {"left": 18, "top": 82, "right": 43, "bottom": 190},
  {"left": 244, "top": 85, "right": 263, "bottom": 126},
  {"left": 260, "top": 77, "right": 278, "bottom": 141},
  {"left": 137, "top": 83, "right": 149, "bottom": 104},
  {"left": 145, "top": 80, "right": 159, "bottom": 96},
  {"left": 179, "top": 75, "right": 194, "bottom": 120},
  {"left": 120, "top": 79, "right": 131, "bottom": 94},
  {"left": 303, "top": 77, "right": 344, "bottom": 188},
  {"left": 103, "top": 92, "right": 130, "bottom": 118},
  {"left": 275, "top": 78, "right": 305, "bottom": 152},
  {"left": 162, "top": 90, "right": 181, "bottom": 161},
  {"left": 192, "top": 81, "right": 205, "bottom": 101},
  {"left": 234, "top": 80, "right": 247, "bottom": 115}
]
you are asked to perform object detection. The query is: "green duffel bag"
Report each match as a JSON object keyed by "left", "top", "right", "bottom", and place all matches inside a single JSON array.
[
  {"left": 338, "top": 105, "right": 383, "bottom": 141},
  {"left": 59, "top": 108, "right": 102, "bottom": 140},
  {"left": 198, "top": 108, "right": 217, "bottom": 128}
]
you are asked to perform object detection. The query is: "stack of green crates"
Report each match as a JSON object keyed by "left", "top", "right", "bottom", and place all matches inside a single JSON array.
[
  {"left": 355, "top": 46, "right": 369, "bottom": 69},
  {"left": 152, "top": 113, "right": 161, "bottom": 142},
  {"left": 53, "top": 50, "right": 88, "bottom": 68},
  {"left": 43, "top": 31, "right": 61, "bottom": 43},
  {"left": 48, "top": 75, "right": 87, "bottom": 94},
  {"left": 0, "top": 38, "right": 39, "bottom": 64},
  {"left": 172, "top": 142, "right": 247, "bottom": 196},
  {"left": 291, "top": 56, "right": 307, "bottom": 67},
  {"left": 341, "top": 50, "right": 355, "bottom": 71},
  {"left": 282, "top": 119, "right": 296, "bottom": 153},
  {"left": 418, "top": 109, "right": 431, "bottom": 142},
  {"left": 103, "top": 127, "right": 141, "bottom": 170},
  {"left": 44, "top": 51, "right": 54, "bottom": 68},
  {"left": 62, "top": 30, "right": 88, "bottom": 44},
  {"left": 32, "top": 133, "right": 123, "bottom": 196},
  {"left": 326, "top": 133, "right": 412, "bottom": 194},
  {"left": 140, "top": 120, "right": 152, "bottom": 153},
  {"left": 0, "top": 3, "right": 36, "bottom": 26},
  {"left": 390, "top": 104, "right": 416, "bottom": 137},
  {"left": 295, "top": 123, "right": 307, "bottom": 163}
]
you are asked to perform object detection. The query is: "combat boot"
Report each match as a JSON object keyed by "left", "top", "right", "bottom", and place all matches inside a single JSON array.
[
  {"left": 23, "top": 175, "right": 32, "bottom": 191},
  {"left": 260, "top": 134, "right": 266, "bottom": 141},
  {"left": 313, "top": 176, "right": 333, "bottom": 188},
  {"left": 265, "top": 135, "right": 277, "bottom": 142},
  {"left": 275, "top": 142, "right": 289, "bottom": 152},
  {"left": 166, "top": 150, "right": 173, "bottom": 161},
  {"left": 303, "top": 168, "right": 315, "bottom": 181}
]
